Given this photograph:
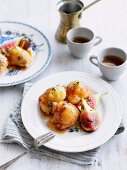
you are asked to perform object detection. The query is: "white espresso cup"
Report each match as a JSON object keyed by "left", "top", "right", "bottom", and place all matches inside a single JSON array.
[
  {"left": 67, "top": 27, "right": 102, "bottom": 58},
  {"left": 90, "top": 47, "right": 127, "bottom": 81}
]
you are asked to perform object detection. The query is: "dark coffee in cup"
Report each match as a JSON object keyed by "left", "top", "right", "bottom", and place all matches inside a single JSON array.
[
  {"left": 89, "top": 47, "right": 127, "bottom": 81},
  {"left": 102, "top": 55, "right": 124, "bottom": 67},
  {"left": 72, "top": 36, "right": 90, "bottom": 43}
]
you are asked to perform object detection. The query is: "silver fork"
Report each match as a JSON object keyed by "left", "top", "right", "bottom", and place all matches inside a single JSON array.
[{"left": 0, "top": 132, "right": 55, "bottom": 170}]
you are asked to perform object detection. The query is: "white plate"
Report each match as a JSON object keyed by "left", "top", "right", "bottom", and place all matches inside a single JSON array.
[
  {"left": 21, "top": 71, "right": 122, "bottom": 152},
  {"left": 0, "top": 21, "right": 51, "bottom": 86}
]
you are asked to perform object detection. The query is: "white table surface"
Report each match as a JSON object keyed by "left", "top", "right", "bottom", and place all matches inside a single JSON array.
[{"left": 0, "top": 0, "right": 127, "bottom": 169}]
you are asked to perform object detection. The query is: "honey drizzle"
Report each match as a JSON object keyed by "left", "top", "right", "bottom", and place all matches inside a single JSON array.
[
  {"left": 40, "top": 111, "right": 83, "bottom": 134},
  {"left": 40, "top": 111, "right": 66, "bottom": 134},
  {"left": 47, "top": 120, "right": 66, "bottom": 134}
]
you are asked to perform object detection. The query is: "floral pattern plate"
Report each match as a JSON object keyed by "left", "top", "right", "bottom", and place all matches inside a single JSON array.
[{"left": 0, "top": 21, "right": 51, "bottom": 86}]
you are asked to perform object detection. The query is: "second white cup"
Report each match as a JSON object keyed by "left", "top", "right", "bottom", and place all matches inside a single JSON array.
[
  {"left": 67, "top": 27, "right": 102, "bottom": 58},
  {"left": 89, "top": 47, "right": 127, "bottom": 81}
]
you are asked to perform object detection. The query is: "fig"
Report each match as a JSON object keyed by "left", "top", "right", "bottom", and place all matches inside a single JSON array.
[
  {"left": 0, "top": 36, "right": 24, "bottom": 50},
  {"left": 80, "top": 98, "right": 101, "bottom": 132},
  {"left": 85, "top": 95, "right": 96, "bottom": 110},
  {"left": 77, "top": 91, "right": 107, "bottom": 110}
]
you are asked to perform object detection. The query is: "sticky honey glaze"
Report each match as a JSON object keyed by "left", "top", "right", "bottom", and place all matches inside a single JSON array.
[
  {"left": 40, "top": 111, "right": 66, "bottom": 134},
  {"left": 40, "top": 110, "right": 84, "bottom": 134},
  {"left": 47, "top": 120, "right": 66, "bottom": 134}
]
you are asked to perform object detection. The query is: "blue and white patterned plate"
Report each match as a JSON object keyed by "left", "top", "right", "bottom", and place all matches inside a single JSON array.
[{"left": 0, "top": 21, "right": 51, "bottom": 86}]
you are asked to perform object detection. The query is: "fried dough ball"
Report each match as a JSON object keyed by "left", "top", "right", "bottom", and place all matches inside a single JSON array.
[
  {"left": 52, "top": 101, "right": 79, "bottom": 130},
  {"left": 39, "top": 85, "right": 66, "bottom": 115},
  {"left": 39, "top": 93, "right": 52, "bottom": 115},
  {"left": 0, "top": 54, "right": 8, "bottom": 72},
  {"left": 66, "top": 80, "right": 93, "bottom": 104},
  {"left": 45, "top": 85, "right": 66, "bottom": 102},
  {"left": 7, "top": 46, "right": 32, "bottom": 67}
]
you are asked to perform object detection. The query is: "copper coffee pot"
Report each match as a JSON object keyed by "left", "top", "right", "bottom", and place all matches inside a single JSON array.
[{"left": 55, "top": 0, "right": 101, "bottom": 44}]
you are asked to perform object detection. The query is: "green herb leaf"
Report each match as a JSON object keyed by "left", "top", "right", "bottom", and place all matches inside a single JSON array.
[
  {"left": 52, "top": 87, "right": 56, "bottom": 91},
  {"left": 81, "top": 105, "right": 84, "bottom": 110},
  {"left": 47, "top": 101, "right": 52, "bottom": 107},
  {"left": 73, "top": 81, "right": 79, "bottom": 85}
]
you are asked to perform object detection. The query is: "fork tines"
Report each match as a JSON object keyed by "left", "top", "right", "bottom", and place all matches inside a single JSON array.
[{"left": 36, "top": 132, "right": 55, "bottom": 145}]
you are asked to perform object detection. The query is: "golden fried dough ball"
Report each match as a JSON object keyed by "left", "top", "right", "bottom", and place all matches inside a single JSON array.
[
  {"left": 39, "top": 93, "right": 53, "bottom": 115},
  {"left": 45, "top": 85, "right": 66, "bottom": 102},
  {"left": 39, "top": 85, "right": 66, "bottom": 115},
  {"left": 0, "top": 54, "right": 8, "bottom": 72},
  {"left": 7, "top": 46, "right": 32, "bottom": 67},
  {"left": 66, "top": 80, "right": 93, "bottom": 104},
  {"left": 52, "top": 101, "right": 79, "bottom": 130}
]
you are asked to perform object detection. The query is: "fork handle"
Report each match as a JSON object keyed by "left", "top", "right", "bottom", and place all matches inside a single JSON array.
[{"left": 0, "top": 149, "right": 30, "bottom": 170}]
